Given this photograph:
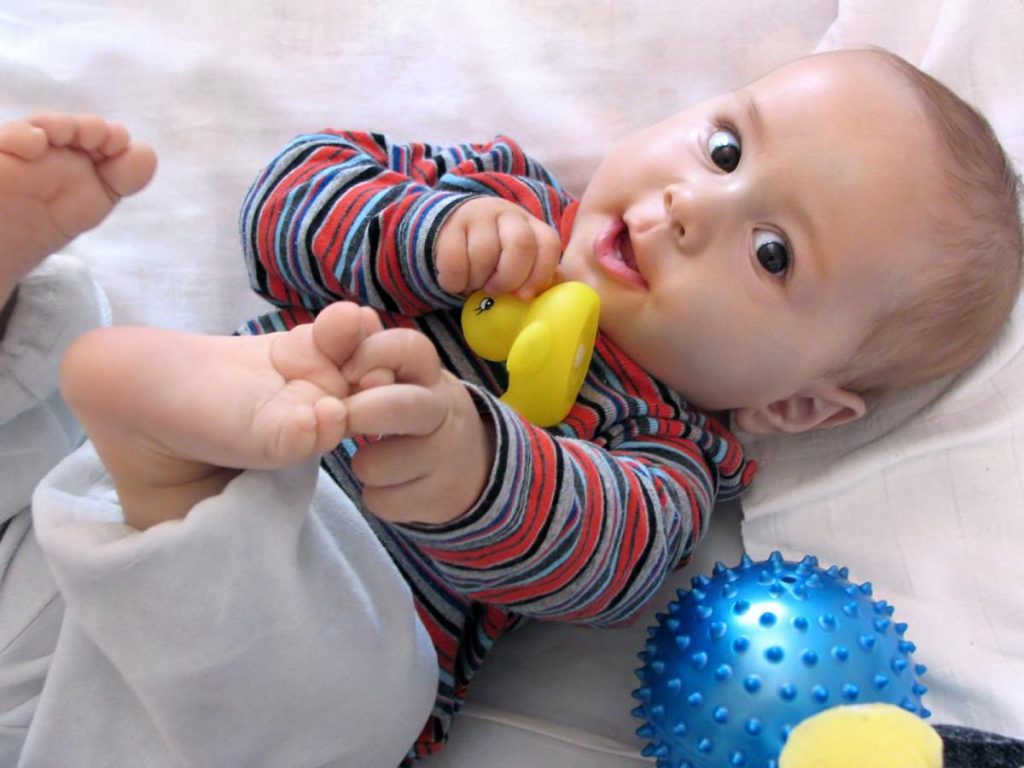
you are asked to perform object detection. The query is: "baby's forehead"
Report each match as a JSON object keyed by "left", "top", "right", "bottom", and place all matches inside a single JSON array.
[
  {"left": 751, "top": 49, "right": 903, "bottom": 88},
  {"left": 747, "top": 51, "right": 919, "bottom": 108},
  {"left": 748, "top": 56, "right": 939, "bottom": 174}
]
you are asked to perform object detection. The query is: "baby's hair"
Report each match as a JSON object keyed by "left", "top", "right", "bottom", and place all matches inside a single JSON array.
[{"left": 839, "top": 49, "right": 1023, "bottom": 394}]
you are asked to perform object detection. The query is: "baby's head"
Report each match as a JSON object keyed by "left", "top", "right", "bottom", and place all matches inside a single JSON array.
[
  {"left": 560, "top": 48, "right": 1022, "bottom": 433},
  {"left": 823, "top": 51, "right": 1022, "bottom": 397}
]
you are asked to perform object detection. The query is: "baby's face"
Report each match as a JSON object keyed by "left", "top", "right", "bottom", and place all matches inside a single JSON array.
[{"left": 559, "top": 50, "right": 945, "bottom": 411}]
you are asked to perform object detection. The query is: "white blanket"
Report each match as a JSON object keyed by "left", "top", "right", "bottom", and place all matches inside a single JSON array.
[{"left": 2, "top": 1, "right": 1021, "bottom": 764}]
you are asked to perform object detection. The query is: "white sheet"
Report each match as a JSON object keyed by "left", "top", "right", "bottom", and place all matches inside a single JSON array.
[{"left": 2, "top": 1, "right": 1021, "bottom": 764}]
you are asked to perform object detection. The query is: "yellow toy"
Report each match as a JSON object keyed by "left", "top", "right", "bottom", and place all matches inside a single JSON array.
[
  {"left": 461, "top": 281, "right": 600, "bottom": 427},
  {"left": 779, "top": 703, "right": 944, "bottom": 768}
]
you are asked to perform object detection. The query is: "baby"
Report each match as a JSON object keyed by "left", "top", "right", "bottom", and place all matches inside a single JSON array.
[{"left": 6, "top": 48, "right": 1021, "bottom": 766}]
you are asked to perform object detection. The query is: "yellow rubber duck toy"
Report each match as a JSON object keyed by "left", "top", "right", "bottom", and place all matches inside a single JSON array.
[
  {"left": 461, "top": 281, "right": 600, "bottom": 427},
  {"left": 779, "top": 703, "right": 944, "bottom": 768}
]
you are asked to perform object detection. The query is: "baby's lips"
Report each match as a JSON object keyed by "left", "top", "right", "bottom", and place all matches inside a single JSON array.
[
  {"left": 593, "top": 217, "right": 649, "bottom": 289},
  {"left": 593, "top": 218, "right": 625, "bottom": 260}
]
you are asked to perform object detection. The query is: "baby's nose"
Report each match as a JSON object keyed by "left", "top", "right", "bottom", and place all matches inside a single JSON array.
[
  {"left": 663, "top": 183, "right": 720, "bottom": 253},
  {"left": 663, "top": 187, "right": 686, "bottom": 238},
  {"left": 663, "top": 186, "right": 677, "bottom": 210}
]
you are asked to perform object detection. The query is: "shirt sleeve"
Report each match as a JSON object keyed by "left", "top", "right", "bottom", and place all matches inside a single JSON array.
[
  {"left": 239, "top": 131, "right": 574, "bottom": 317},
  {"left": 395, "top": 384, "right": 754, "bottom": 630}
]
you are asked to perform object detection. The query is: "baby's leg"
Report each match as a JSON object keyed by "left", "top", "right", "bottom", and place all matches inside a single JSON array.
[
  {"left": 61, "top": 302, "right": 382, "bottom": 530},
  {"left": 0, "top": 113, "right": 156, "bottom": 304}
]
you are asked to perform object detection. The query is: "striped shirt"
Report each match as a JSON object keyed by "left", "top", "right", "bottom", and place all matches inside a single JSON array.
[{"left": 239, "top": 131, "right": 756, "bottom": 762}]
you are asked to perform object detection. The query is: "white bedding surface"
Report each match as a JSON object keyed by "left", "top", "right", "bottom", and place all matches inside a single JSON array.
[{"left": 3, "top": 1, "right": 1022, "bottom": 764}]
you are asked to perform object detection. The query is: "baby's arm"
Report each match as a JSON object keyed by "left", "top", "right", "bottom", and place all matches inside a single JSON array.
[
  {"left": 382, "top": 348, "right": 754, "bottom": 628},
  {"left": 60, "top": 302, "right": 382, "bottom": 530},
  {"left": 241, "top": 131, "right": 570, "bottom": 319},
  {"left": 337, "top": 337, "right": 754, "bottom": 628}
]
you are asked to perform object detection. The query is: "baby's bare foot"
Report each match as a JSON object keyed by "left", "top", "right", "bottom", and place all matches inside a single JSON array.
[
  {"left": 0, "top": 113, "right": 157, "bottom": 302},
  {"left": 61, "top": 303, "right": 382, "bottom": 530}
]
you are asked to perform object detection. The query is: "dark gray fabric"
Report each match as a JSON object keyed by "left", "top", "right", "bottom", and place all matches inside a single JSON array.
[{"left": 937, "top": 725, "right": 1024, "bottom": 768}]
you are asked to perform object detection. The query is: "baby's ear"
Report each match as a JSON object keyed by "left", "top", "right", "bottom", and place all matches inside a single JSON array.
[{"left": 733, "top": 385, "right": 866, "bottom": 435}]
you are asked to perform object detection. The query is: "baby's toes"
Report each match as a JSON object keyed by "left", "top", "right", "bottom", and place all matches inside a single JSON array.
[
  {"left": 72, "top": 115, "right": 111, "bottom": 152},
  {"left": 99, "top": 121, "right": 131, "bottom": 157},
  {"left": 312, "top": 302, "right": 377, "bottom": 369},
  {"left": 0, "top": 120, "right": 48, "bottom": 160},
  {"left": 26, "top": 112, "right": 78, "bottom": 146},
  {"left": 97, "top": 142, "right": 157, "bottom": 197}
]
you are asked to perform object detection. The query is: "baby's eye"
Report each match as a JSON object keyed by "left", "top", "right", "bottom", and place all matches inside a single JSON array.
[
  {"left": 753, "top": 230, "right": 790, "bottom": 276},
  {"left": 707, "top": 128, "right": 741, "bottom": 172}
]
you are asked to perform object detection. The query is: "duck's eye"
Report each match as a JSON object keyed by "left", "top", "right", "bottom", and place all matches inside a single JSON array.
[
  {"left": 475, "top": 296, "right": 496, "bottom": 314},
  {"left": 754, "top": 230, "right": 790, "bottom": 276},
  {"left": 708, "top": 128, "right": 741, "bottom": 172}
]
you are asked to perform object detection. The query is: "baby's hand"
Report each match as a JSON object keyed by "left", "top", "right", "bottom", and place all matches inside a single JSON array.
[
  {"left": 435, "top": 197, "right": 561, "bottom": 299},
  {"left": 342, "top": 328, "right": 493, "bottom": 525}
]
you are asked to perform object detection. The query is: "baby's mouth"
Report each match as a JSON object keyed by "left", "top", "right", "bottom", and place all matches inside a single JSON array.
[
  {"left": 594, "top": 219, "right": 648, "bottom": 288},
  {"left": 617, "top": 226, "right": 640, "bottom": 274}
]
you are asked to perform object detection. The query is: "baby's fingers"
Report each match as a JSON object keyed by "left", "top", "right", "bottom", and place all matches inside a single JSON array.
[
  {"left": 464, "top": 216, "right": 501, "bottom": 291},
  {"left": 482, "top": 210, "right": 536, "bottom": 294},
  {"left": 484, "top": 213, "right": 562, "bottom": 298},
  {"left": 343, "top": 384, "right": 447, "bottom": 438},
  {"left": 342, "top": 328, "right": 442, "bottom": 389},
  {"left": 351, "top": 435, "right": 434, "bottom": 487},
  {"left": 515, "top": 219, "right": 562, "bottom": 298},
  {"left": 436, "top": 231, "right": 472, "bottom": 294}
]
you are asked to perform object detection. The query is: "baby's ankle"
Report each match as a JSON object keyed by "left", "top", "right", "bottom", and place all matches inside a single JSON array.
[{"left": 111, "top": 465, "right": 240, "bottom": 531}]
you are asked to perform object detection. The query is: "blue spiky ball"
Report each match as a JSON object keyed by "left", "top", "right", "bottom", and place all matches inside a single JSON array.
[{"left": 631, "top": 552, "right": 930, "bottom": 768}]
